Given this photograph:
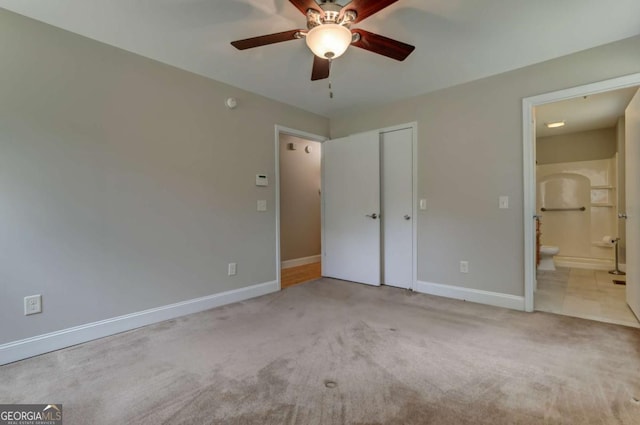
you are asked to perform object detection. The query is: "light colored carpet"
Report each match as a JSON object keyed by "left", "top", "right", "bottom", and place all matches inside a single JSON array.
[{"left": 1, "top": 278, "right": 640, "bottom": 424}]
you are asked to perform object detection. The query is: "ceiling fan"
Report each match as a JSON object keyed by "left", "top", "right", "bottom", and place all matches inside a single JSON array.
[{"left": 230, "top": 0, "right": 415, "bottom": 81}]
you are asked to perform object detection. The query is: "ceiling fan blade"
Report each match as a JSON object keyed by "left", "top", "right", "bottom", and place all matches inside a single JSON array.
[
  {"left": 289, "top": 0, "right": 324, "bottom": 16},
  {"left": 311, "top": 56, "right": 331, "bottom": 81},
  {"left": 351, "top": 29, "right": 415, "bottom": 61},
  {"left": 341, "top": 0, "right": 399, "bottom": 24},
  {"left": 231, "top": 30, "right": 303, "bottom": 50}
]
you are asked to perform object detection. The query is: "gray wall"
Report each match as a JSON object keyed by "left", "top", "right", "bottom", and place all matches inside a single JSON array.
[
  {"left": 2, "top": 6, "right": 640, "bottom": 347},
  {"left": 279, "top": 135, "right": 322, "bottom": 262},
  {"left": 0, "top": 10, "right": 328, "bottom": 344},
  {"left": 330, "top": 35, "right": 640, "bottom": 297},
  {"left": 536, "top": 128, "right": 617, "bottom": 165}
]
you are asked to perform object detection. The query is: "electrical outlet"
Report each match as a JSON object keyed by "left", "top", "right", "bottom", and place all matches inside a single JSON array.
[
  {"left": 24, "top": 294, "right": 42, "bottom": 315},
  {"left": 228, "top": 262, "right": 237, "bottom": 276},
  {"left": 459, "top": 261, "right": 469, "bottom": 273},
  {"left": 257, "top": 200, "right": 267, "bottom": 212}
]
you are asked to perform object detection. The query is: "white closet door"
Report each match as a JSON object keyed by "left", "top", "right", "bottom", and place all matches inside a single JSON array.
[
  {"left": 625, "top": 89, "right": 640, "bottom": 318},
  {"left": 323, "top": 131, "right": 381, "bottom": 286},
  {"left": 382, "top": 128, "right": 414, "bottom": 289}
]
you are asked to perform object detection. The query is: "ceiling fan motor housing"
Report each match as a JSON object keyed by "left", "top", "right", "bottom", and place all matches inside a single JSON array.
[{"left": 306, "top": 3, "right": 356, "bottom": 30}]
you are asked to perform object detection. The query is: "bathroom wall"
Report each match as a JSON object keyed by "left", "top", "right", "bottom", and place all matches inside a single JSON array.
[
  {"left": 537, "top": 127, "right": 619, "bottom": 265},
  {"left": 537, "top": 158, "right": 617, "bottom": 261},
  {"left": 279, "top": 135, "right": 322, "bottom": 263},
  {"left": 537, "top": 173, "right": 591, "bottom": 258},
  {"left": 537, "top": 128, "right": 616, "bottom": 164}
]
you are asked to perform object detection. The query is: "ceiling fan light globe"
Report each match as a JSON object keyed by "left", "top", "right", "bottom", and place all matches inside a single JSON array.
[{"left": 305, "top": 24, "right": 352, "bottom": 60}]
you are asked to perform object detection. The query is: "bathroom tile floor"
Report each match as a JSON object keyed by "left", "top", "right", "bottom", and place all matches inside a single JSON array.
[{"left": 535, "top": 267, "right": 640, "bottom": 328}]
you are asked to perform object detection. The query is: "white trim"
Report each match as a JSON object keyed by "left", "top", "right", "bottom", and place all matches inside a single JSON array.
[
  {"left": 281, "top": 255, "right": 321, "bottom": 269},
  {"left": 412, "top": 123, "right": 418, "bottom": 291},
  {"left": 523, "top": 98, "right": 536, "bottom": 312},
  {"left": 0, "top": 280, "right": 278, "bottom": 366},
  {"left": 321, "top": 135, "right": 326, "bottom": 277},
  {"left": 522, "top": 72, "right": 640, "bottom": 313},
  {"left": 415, "top": 281, "right": 525, "bottom": 311},
  {"left": 274, "top": 126, "right": 327, "bottom": 291}
]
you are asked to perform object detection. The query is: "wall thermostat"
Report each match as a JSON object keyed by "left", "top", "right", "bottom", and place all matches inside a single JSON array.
[{"left": 256, "top": 174, "right": 268, "bottom": 186}]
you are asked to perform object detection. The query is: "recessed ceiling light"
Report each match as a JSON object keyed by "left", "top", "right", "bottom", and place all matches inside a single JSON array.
[{"left": 545, "top": 121, "right": 566, "bottom": 128}]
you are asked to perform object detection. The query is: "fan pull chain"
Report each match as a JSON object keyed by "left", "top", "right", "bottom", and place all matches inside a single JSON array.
[{"left": 329, "top": 81, "right": 333, "bottom": 99}]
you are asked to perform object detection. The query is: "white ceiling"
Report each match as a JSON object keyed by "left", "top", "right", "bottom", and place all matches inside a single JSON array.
[
  {"left": 536, "top": 86, "right": 639, "bottom": 137},
  {"left": 2, "top": 0, "right": 640, "bottom": 117}
]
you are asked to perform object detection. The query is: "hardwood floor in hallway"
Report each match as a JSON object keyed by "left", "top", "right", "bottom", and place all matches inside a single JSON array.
[{"left": 281, "top": 262, "right": 322, "bottom": 289}]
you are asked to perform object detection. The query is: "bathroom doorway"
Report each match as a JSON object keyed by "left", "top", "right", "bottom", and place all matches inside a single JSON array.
[
  {"left": 275, "top": 127, "right": 325, "bottom": 289},
  {"left": 523, "top": 76, "right": 640, "bottom": 327}
]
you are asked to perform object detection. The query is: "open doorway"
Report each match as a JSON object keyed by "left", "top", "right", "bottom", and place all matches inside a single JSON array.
[
  {"left": 275, "top": 127, "right": 325, "bottom": 289},
  {"left": 522, "top": 74, "right": 640, "bottom": 327}
]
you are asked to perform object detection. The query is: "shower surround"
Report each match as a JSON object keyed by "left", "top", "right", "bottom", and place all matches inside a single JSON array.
[{"left": 537, "top": 158, "right": 618, "bottom": 269}]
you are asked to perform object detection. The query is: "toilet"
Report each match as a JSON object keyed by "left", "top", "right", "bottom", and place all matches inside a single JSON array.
[{"left": 538, "top": 245, "right": 560, "bottom": 271}]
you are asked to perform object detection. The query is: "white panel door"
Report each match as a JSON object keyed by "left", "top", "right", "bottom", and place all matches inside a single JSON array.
[
  {"left": 323, "top": 131, "right": 381, "bottom": 286},
  {"left": 382, "top": 128, "right": 413, "bottom": 289},
  {"left": 625, "top": 89, "right": 640, "bottom": 319}
]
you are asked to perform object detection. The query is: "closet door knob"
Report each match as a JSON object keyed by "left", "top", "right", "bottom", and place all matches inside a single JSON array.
[
  {"left": 404, "top": 215, "right": 411, "bottom": 220},
  {"left": 618, "top": 213, "right": 628, "bottom": 219},
  {"left": 366, "top": 213, "right": 378, "bottom": 220}
]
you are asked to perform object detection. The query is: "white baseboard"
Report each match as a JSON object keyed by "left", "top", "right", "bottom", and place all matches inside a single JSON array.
[
  {"left": 415, "top": 281, "right": 525, "bottom": 311},
  {"left": 0, "top": 280, "right": 278, "bottom": 366},
  {"left": 281, "top": 255, "right": 321, "bottom": 269}
]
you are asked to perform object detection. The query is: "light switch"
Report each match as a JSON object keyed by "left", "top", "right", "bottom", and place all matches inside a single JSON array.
[
  {"left": 257, "top": 200, "right": 267, "bottom": 211},
  {"left": 419, "top": 199, "right": 427, "bottom": 210},
  {"left": 256, "top": 174, "right": 268, "bottom": 186},
  {"left": 499, "top": 196, "right": 509, "bottom": 209}
]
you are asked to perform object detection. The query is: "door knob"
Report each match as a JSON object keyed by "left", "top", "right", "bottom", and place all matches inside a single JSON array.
[
  {"left": 618, "top": 213, "right": 628, "bottom": 219},
  {"left": 365, "top": 213, "right": 378, "bottom": 219},
  {"left": 404, "top": 215, "right": 411, "bottom": 220}
]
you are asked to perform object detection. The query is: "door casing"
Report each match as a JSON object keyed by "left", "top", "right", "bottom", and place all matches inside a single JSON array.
[
  {"left": 522, "top": 73, "right": 640, "bottom": 312},
  {"left": 275, "top": 126, "right": 327, "bottom": 290}
]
